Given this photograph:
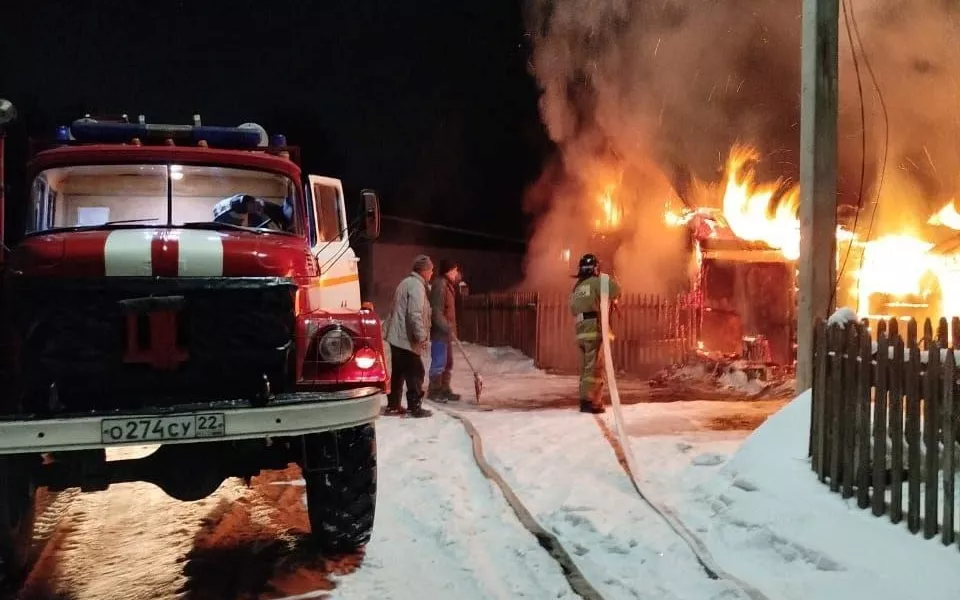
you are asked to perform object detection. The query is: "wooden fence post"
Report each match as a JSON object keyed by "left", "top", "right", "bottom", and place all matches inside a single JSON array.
[
  {"left": 906, "top": 319, "right": 922, "bottom": 534},
  {"left": 841, "top": 324, "right": 859, "bottom": 499},
  {"left": 812, "top": 320, "right": 828, "bottom": 474},
  {"left": 943, "top": 346, "right": 956, "bottom": 547},
  {"left": 828, "top": 324, "right": 843, "bottom": 491},
  {"left": 924, "top": 336, "right": 941, "bottom": 539},
  {"left": 890, "top": 330, "right": 905, "bottom": 525},
  {"left": 872, "top": 329, "right": 889, "bottom": 517},
  {"left": 856, "top": 326, "right": 872, "bottom": 509}
]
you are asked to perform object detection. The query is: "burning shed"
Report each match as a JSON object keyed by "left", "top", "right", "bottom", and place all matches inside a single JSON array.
[{"left": 680, "top": 208, "right": 796, "bottom": 366}]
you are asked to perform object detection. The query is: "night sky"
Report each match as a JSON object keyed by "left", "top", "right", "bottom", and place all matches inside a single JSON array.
[{"left": 0, "top": 0, "right": 550, "bottom": 247}]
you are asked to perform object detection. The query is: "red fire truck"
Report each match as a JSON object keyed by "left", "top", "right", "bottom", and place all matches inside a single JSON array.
[{"left": 0, "top": 101, "right": 387, "bottom": 571}]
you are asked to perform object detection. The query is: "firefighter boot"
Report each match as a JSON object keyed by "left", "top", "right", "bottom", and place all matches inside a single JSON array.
[
  {"left": 580, "top": 398, "right": 605, "bottom": 414},
  {"left": 440, "top": 372, "right": 461, "bottom": 402}
]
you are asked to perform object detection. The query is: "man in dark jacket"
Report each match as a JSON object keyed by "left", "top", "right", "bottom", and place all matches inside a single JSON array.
[{"left": 428, "top": 259, "right": 462, "bottom": 402}]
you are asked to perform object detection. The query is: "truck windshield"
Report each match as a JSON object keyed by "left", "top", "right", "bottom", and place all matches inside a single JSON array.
[{"left": 26, "top": 164, "right": 302, "bottom": 235}]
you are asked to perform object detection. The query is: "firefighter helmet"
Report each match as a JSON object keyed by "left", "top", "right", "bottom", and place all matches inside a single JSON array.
[{"left": 577, "top": 253, "right": 600, "bottom": 278}]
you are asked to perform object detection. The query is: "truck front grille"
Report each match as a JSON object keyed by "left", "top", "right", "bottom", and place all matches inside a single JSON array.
[{"left": 9, "top": 277, "right": 297, "bottom": 413}]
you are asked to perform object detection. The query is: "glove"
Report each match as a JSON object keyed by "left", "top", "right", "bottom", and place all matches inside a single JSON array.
[{"left": 412, "top": 337, "right": 429, "bottom": 355}]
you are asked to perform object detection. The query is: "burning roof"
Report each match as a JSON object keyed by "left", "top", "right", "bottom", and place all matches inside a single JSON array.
[{"left": 663, "top": 145, "right": 802, "bottom": 259}]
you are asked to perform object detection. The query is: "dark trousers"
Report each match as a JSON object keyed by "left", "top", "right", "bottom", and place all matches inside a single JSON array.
[{"left": 388, "top": 344, "right": 426, "bottom": 409}]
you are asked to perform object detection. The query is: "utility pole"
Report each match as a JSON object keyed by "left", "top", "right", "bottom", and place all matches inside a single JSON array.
[{"left": 796, "top": 0, "right": 839, "bottom": 392}]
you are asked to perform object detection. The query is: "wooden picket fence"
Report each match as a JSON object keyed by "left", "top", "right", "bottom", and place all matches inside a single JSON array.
[
  {"left": 458, "top": 292, "right": 698, "bottom": 375},
  {"left": 811, "top": 317, "right": 960, "bottom": 548},
  {"left": 456, "top": 292, "right": 539, "bottom": 359}
]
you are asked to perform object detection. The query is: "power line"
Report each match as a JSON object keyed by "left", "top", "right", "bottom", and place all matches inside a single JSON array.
[
  {"left": 848, "top": 0, "right": 890, "bottom": 250},
  {"left": 832, "top": 0, "right": 891, "bottom": 312},
  {"left": 381, "top": 215, "right": 526, "bottom": 245},
  {"left": 830, "top": 0, "right": 868, "bottom": 310}
]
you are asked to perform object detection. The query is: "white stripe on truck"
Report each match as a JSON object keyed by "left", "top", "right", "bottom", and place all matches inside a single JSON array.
[
  {"left": 177, "top": 230, "right": 224, "bottom": 276},
  {"left": 104, "top": 230, "right": 154, "bottom": 277}
]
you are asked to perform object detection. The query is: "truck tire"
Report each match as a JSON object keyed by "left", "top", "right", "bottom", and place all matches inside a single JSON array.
[
  {"left": 303, "top": 424, "right": 377, "bottom": 554},
  {"left": 0, "top": 456, "right": 37, "bottom": 575}
]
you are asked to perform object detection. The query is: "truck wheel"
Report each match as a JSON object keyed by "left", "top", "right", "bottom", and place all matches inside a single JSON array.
[
  {"left": 0, "top": 456, "right": 38, "bottom": 575},
  {"left": 302, "top": 424, "right": 377, "bottom": 554}
]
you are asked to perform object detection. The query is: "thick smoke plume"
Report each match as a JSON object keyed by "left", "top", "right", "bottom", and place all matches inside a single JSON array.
[{"left": 522, "top": 0, "right": 960, "bottom": 292}]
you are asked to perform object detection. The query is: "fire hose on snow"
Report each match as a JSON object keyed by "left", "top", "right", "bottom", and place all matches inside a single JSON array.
[
  {"left": 427, "top": 404, "right": 604, "bottom": 600},
  {"left": 427, "top": 278, "right": 774, "bottom": 600},
  {"left": 598, "top": 274, "right": 771, "bottom": 600}
]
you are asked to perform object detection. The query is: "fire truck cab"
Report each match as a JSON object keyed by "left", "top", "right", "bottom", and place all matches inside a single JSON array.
[{"left": 0, "top": 106, "right": 386, "bottom": 570}]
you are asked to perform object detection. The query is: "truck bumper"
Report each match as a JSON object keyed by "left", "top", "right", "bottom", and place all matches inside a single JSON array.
[{"left": 0, "top": 388, "right": 383, "bottom": 455}]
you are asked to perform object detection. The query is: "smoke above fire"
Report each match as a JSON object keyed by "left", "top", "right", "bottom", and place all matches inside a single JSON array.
[{"left": 521, "top": 0, "right": 960, "bottom": 293}]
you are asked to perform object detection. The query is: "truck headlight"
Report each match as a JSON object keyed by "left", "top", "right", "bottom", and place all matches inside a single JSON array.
[{"left": 317, "top": 328, "right": 354, "bottom": 364}]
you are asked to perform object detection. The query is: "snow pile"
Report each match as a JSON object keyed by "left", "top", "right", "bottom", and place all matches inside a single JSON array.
[
  {"left": 827, "top": 307, "right": 859, "bottom": 328},
  {"left": 716, "top": 362, "right": 767, "bottom": 395},
  {"left": 651, "top": 359, "right": 793, "bottom": 399},
  {"left": 667, "top": 363, "right": 710, "bottom": 381},
  {"left": 470, "top": 345, "right": 542, "bottom": 375},
  {"left": 680, "top": 391, "right": 960, "bottom": 600}
]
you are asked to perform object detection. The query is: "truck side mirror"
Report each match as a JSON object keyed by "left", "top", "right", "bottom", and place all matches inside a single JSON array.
[
  {"left": 0, "top": 99, "right": 16, "bottom": 126},
  {"left": 361, "top": 189, "right": 380, "bottom": 241}
]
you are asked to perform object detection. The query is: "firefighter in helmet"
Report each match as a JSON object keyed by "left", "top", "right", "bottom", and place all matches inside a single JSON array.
[{"left": 569, "top": 253, "right": 622, "bottom": 414}]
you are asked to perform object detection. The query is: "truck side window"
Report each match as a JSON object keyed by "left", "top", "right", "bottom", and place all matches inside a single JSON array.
[{"left": 313, "top": 183, "right": 343, "bottom": 242}]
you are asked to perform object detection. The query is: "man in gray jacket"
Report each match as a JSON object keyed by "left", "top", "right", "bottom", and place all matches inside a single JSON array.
[{"left": 383, "top": 254, "right": 434, "bottom": 417}]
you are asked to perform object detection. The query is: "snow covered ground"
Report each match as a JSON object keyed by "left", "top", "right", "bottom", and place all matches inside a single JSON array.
[
  {"left": 14, "top": 340, "right": 960, "bottom": 599},
  {"left": 462, "top": 408, "right": 743, "bottom": 600},
  {"left": 447, "top": 343, "right": 960, "bottom": 600},
  {"left": 327, "top": 412, "right": 578, "bottom": 599},
  {"left": 674, "top": 391, "right": 960, "bottom": 600},
  {"left": 16, "top": 408, "right": 579, "bottom": 599}
]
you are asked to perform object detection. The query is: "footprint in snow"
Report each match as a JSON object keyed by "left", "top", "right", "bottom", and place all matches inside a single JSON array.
[{"left": 691, "top": 452, "right": 727, "bottom": 467}]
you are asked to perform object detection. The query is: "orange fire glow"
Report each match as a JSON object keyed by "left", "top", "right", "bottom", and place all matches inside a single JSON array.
[
  {"left": 851, "top": 235, "right": 936, "bottom": 317},
  {"left": 651, "top": 143, "right": 960, "bottom": 322},
  {"left": 664, "top": 209, "right": 687, "bottom": 227},
  {"left": 720, "top": 145, "right": 801, "bottom": 260},
  {"left": 928, "top": 200, "right": 960, "bottom": 231},
  {"left": 594, "top": 183, "right": 623, "bottom": 232}
]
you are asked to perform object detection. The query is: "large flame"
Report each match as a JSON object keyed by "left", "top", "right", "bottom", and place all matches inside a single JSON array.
[
  {"left": 594, "top": 183, "right": 623, "bottom": 232},
  {"left": 852, "top": 235, "right": 936, "bottom": 316},
  {"left": 721, "top": 145, "right": 801, "bottom": 260},
  {"left": 928, "top": 200, "right": 960, "bottom": 230},
  {"left": 654, "top": 143, "right": 960, "bottom": 323}
]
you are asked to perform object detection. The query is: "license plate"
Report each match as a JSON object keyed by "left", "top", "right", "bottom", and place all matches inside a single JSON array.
[{"left": 100, "top": 413, "right": 226, "bottom": 444}]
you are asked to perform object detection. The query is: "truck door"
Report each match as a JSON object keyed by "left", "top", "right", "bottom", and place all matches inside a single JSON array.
[{"left": 306, "top": 175, "right": 361, "bottom": 311}]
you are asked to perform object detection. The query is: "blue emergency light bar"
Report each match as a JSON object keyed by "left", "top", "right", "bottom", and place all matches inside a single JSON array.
[{"left": 68, "top": 119, "right": 267, "bottom": 149}]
